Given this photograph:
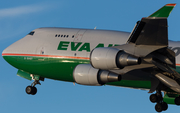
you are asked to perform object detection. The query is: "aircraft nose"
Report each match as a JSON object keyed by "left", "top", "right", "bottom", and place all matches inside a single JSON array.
[
  {"left": 2, "top": 39, "right": 24, "bottom": 63},
  {"left": 2, "top": 42, "right": 17, "bottom": 56},
  {"left": 2, "top": 45, "right": 13, "bottom": 63},
  {"left": 2, "top": 40, "right": 26, "bottom": 68},
  {"left": 2, "top": 36, "right": 28, "bottom": 57},
  {"left": 2, "top": 46, "right": 10, "bottom": 55}
]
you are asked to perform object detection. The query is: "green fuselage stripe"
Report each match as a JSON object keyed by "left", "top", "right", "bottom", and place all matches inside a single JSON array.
[
  {"left": 3, "top": 55, "right": 89, "bottom": 82},
  {"left": 3, "top": 55, "right": 180, "bottom": 90}
]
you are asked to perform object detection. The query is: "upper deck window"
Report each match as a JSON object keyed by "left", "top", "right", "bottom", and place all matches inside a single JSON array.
[{"left": 28, "top": 31, "right": 35, "bottom": 36}]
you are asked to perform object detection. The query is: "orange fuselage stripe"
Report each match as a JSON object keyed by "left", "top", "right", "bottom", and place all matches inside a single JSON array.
[{"left": 2, "top": 53, "right": 90, "bottom": 60}]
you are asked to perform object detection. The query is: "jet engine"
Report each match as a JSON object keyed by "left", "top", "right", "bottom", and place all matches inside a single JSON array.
[
  {"left": 73, "top": 64, "right": 121, "bottom": 85},
  {"left": 90, "top": 47, "right": 141, "bottom": 70}
]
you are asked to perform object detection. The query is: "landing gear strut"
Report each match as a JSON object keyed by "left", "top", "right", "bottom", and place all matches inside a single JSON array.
[
  {"left": 25, "top": 79, "right": 41, "bottom": 95},
  {"left": 150, "top": 90, "right": 168, "bottom": 112}
]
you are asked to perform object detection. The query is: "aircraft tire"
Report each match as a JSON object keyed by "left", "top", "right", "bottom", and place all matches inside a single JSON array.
[
  {"left": 162, "top": 102, "right": 168, "bottom": 111},
  {"left": 31, "top": 87, "right": 37, "bottom": 95},
  {"left": 26, "top": 86, "right": 33, "bottom": 94},
  {"left": 150, "top": 94, "right": 157, "bottom": 103},
  {"left": 155, "top": 103, "right": 162, "bottom": 112},
  {"left": 175, "top": 97, "right": 180, "bottom": 105}
]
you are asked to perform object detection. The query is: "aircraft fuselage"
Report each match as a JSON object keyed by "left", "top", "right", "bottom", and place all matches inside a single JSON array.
[{"left": 2, "top": 27, "right": 180, "bottom": 90}]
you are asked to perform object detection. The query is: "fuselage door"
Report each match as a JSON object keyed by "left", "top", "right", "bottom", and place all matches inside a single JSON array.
[{"left": 73, "top": 30, "right": 86, "bottom": 42}]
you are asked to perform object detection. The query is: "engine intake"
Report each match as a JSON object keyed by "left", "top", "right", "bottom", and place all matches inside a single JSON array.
[
  {"left": 73, "top": 64, "right": 121, "bottom": 86},
  {"left": 90, "top": 47, "right": 141, "bottom": 70}
]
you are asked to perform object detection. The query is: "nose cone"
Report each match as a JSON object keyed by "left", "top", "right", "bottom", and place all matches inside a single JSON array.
[
  {"left": 2, "top": 46, "right": 11, "bottom": 55},
  {"left": 2, "top": 40, "right": 28, "bottom": 70},
  {"left": 2, "top": 41, "right": 18, "bottom": 57},
  {"left": 2, "top": 45, "right": 15, "bottom": 65},
  {"left": 2, "top": 38, "right": 26, "bottom": 65},
  {"left": 2, "top": 47, "right": 7, "bottom": 55},
  {"left": 2, "top": 35, "right": 31, "bottom": 58}
]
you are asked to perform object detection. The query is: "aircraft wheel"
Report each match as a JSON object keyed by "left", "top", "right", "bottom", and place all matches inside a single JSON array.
[
  {"left": 150, "top": 94, "right": 158, "bottom": 103},
  {"left": 175, "top": 97, "right": 180, "bottom": 105},
  {"left": 25, "top": 86, "right": 37, "bottom": 95},
  {"left": 162, "top": 102, "right": 168, "bottom": 111},
  {"left": 26, "top": 86, "right": 33, "bottom": 94},
  {"left": 155, "top": 103, "right": 162, "bottom": 112},
  {"left": 31, "top": 87, "right": 37, "bottom": 95}
]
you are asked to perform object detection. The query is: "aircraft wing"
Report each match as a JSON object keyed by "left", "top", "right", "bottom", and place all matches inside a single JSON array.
[
  {"left": 74, "top": 4, "right": 180, "bottom": 94},
  {"left": 111, "top": 4, "right": 179, "bottom": 93}
]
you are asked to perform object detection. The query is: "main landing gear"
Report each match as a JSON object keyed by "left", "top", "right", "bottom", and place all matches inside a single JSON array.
[
  {"left": 149, "top": 90, "right": 168, "bottom": 112},
  {"left": 25, "top": 80, "right": 41, "bottom": 95},
  {"left": 175, "top": 96, "right": 180, "bottom": 105}
]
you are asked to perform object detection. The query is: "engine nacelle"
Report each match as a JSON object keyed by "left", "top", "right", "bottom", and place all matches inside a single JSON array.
[
  {"left": 73, "top": 64, "right": 121, "bottom": 86},
  {"left": 90, "top": 47, "right": 141, "bottom": 70}
]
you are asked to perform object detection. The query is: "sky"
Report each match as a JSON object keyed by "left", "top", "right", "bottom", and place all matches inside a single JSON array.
[{"left": 0, "top": 0, "right": 180, "bottom": 113}]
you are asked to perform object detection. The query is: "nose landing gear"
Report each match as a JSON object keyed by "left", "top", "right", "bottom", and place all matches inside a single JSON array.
[
  {"left": 26, "top": 80, "right": 41, "bottom": 95},
  {"left": 25, "top": 74, "right": 44, "bottom": 95}
]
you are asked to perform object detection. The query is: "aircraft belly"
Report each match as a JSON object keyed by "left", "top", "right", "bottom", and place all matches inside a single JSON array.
[
  {"left": 3, "top": 54, "right": 152, "bottom": 90},
  {"left": 3, "top": 55, "right": 89, "bottom": 82}
]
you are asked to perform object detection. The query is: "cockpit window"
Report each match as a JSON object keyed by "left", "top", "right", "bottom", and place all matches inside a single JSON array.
[{"left": 28, "top": 31, "right": 35, "bottom": 35}]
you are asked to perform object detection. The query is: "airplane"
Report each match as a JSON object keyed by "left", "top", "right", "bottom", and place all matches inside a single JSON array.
[{"left": 1, "top": 3, "right": 179, "bottom": 112}]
